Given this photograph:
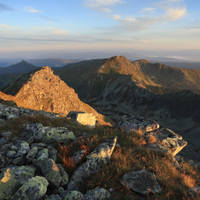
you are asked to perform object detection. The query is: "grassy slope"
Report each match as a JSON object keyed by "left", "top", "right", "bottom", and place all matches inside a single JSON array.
[{"left": 0, "top": 114, "right": 199, "bottom": 200}]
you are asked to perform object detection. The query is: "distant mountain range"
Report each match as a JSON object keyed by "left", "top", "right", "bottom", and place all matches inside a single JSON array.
[
  {"left": 0, "top": 58, "right": 81, "bottom": 68},
  {"left": 0, "top": 59, "right": 79, "bottom": 90},
  {"left": 0, "top": 60, "right": 38, "bottom": 75}
]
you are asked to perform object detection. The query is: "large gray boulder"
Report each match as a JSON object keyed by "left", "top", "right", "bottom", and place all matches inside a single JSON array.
[
  {"left": 146, "top": 128, "right": 187, "bottom": 156},
  {"left": 10, "top": 176, "right": 49, "bottom": 200},
  {"left": 35, "top": 158, "right": 62, "bottom": 188},
  {"left": 122, "top": 169, "right": 161, "bottom": 195},
  {"left": 10, "top": 165, "right": 36, "bottom": 184},
  {"left": 67, "top": 111, "right": 96, "bottom": 127},
  {"left": 117, "top": 115, "right": 159, "bottom": 133},
  {"left": 67, "top": 136, "right": 117, "bottom": 191}
]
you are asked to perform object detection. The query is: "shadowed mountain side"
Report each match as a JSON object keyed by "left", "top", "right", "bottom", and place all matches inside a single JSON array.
[
  {"left": 0, "top": 73, "right": 24, "bottom": 90},
  {"left": 54, "top": 56, "right": 200, "bottom": 161}
]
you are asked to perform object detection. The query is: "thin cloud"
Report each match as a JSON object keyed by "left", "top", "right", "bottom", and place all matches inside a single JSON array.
[
  {"left": 163, "top": 7, "right": 186, "bottom": 20},
  {"left": 0, "top": 24, "right": 11, "bottom": 28},
  {"left": 40, "top": 15, "right": 58, "bottom": 22},
  {"left": 112, "top": 14, "right": 121, "bottom": 20},
  {"left": 24, "top": 7, "right": 42, "bottom": 13},
  {"left": 113, "top": 1, "right": 186, "bottom": 32},
  {"left": 0, "top": 3, "right": 14, "bottom": 12},
  {"left": 84, "top": 0, "right": 122, "bottom": 13},
  {"left": 142, "top": 7, "right": 156, "bottom": 13}
]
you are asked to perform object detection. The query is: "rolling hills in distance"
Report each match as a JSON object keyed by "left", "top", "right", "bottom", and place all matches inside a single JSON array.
[{"left": 1, "top": 55, "right": 200, "bottom": 161}]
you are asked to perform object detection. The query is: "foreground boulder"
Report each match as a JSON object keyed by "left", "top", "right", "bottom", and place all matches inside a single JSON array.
[
  {"left": 67, "top": 111, "right": 96, "bottom": 127},
  {"left": 145, "top": 128, "right": 187, "bottom": 156},
  {"left": 35, "top": 158, "right": 62, "bottom": 188},
  {"left": 117, "top": 115, "right": 159, "bottom": 133},
  {"left": 10, "top": 176, "right": 48, "bottom": 200},
  {"left": 122, "top": 169, "right": 161, "bottom": 195},
  {"left": 67, "top": 136, "right": 117, "bottom": 191}
]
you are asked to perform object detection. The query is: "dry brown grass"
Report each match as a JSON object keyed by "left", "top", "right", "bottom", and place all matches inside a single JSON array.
[
  {"left": 148, "top": 135, "right": 157, "bottom": 144},
  {"left": 1, "top": 114, "right": 199, "bottom": 200}
]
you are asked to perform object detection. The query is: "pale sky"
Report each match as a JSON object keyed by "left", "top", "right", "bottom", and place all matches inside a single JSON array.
[{"left": 0, "top": 0, "right": 200, "bottom": 59}]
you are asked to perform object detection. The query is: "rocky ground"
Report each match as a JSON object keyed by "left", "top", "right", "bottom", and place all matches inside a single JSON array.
[{"left": 0, "top": 102, "right": 200, "bottom": 200}]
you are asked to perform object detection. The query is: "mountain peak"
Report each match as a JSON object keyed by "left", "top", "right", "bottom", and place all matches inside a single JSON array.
[
  {"left": 1, "top": 66, "right": 108, "bottom": 125},
  {"left": 98, "top": 55, "right": 133, "bottom": 74}
]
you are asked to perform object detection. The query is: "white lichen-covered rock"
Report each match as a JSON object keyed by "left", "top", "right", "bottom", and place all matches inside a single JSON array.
[
  {"left": 122, "top": 169, "right": 161, "bottom": 195},
  {"left": 10, "top": 176, "right": 48, "bottom": 200},
  {"left": 67, "top": 111, "right": 96, "bottom": 127},
  {"left": 67, "top": 137, "right": 117, "bottom": 191},
  {"left": 83, "top": 188, "right": 111, "bottom": 200},
  {"left": 117, "top": 115, "right": 159, "bottom": 133}
]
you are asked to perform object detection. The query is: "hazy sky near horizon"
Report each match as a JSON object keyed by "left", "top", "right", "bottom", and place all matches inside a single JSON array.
[{"left": 0, "top": 0, "right": 200, "bottom": 58}]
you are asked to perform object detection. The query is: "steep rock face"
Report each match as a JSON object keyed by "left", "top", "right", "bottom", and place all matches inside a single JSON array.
[{"left": 0, "top": 67, "right": 108, "bottom": 125}]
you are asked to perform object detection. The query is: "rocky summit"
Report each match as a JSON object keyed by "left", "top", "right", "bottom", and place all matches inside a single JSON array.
[{"left": 0, "top": 66, "right": 109, "bottom": 126}]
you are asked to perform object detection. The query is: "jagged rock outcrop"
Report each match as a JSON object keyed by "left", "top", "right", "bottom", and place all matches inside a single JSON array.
[
  {"left": 118, "top": 114, "right": 187, "bottom": 157},
  {"left": 122, "top": 169, "right": 161, "bottom": 195},
  {"left": 67, "top": 137, "right": 117, "bottom": 191},
  {"left": 117, "top": 115, "right": 159, "bottom": 133},
  {"left": 0, "top": 66, "right": 109, "bottom": 126},
  {"left": 145, "top": 128, "right": 187, "bottom": 156}
]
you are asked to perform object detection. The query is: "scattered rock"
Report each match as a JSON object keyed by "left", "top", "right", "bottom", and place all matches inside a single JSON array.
[
  {"left": 122, "top": 169, "right": 161, "bottom": 195},
  {"left": 36, "top": 148, "right": 49, "bottom": 160},
  {"left": 10, "top": 176, "right": 49, "bottom": 200},
  {"left": 35, "top": 158, "right": 62, "bottom": 188},
  {"left": 83, "top": 188, "right": 111, "bottom": 200},
  {"left": 26, "top": 146, "right": 38, "bottom": 163},
  {"left": 64, "top": 190, "right": 83, "bottom": 200},
  {"left": 26, "top": 123, "right": 75, "bottom": 145},
  {"left": 68, "top": 136, "right": 117, "bottom": 191}
]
